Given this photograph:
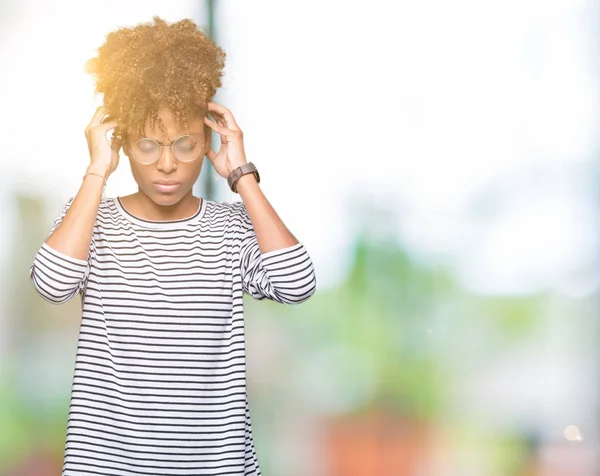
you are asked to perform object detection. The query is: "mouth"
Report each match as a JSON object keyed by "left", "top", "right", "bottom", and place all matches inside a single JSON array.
[{"left": 153, "top": 181, "right": 182, "bottom": 193}]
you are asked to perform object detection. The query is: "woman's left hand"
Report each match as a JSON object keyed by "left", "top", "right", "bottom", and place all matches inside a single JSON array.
[{"left": 203, "top": 102, "right": 247, "bottom": 178}]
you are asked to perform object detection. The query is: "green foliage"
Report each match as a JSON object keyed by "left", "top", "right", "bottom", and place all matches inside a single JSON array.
[
  {"left": 0, "top": 365, "right": 69, "bottom": 465},
  {"left": 253, "top": 227, "right": 544, "bottom": 421}
]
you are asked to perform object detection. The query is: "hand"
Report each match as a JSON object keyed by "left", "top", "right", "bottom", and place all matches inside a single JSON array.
[
  {"left": 84, "top": 106, "right": 121, "bottom": 180},
  {"left": 203, "top": 102, "right": 247, "bottom": 178}
]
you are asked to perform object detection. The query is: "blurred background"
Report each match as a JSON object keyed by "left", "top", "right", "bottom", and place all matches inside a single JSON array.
[{"left": 1, "top": 0, "right": 599, "bottom": 474}]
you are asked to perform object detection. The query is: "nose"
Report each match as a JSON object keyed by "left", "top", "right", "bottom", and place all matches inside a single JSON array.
[{"left": 156, "top": 145, "right": 177, "bottom": 174}]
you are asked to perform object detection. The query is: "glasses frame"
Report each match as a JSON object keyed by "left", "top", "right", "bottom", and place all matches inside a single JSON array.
[{"left": 129, "top": 133, "right": 205, "bottom": 165}]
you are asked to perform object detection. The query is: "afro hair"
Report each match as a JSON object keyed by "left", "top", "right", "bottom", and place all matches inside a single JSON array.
[{"left": 85, "top": 16, "right": 226, "bottom": 143}]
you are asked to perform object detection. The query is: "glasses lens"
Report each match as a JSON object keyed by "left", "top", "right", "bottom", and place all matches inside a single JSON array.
[
  {"left": 132, "top": 139, "right": 161, "bottom": 164},
  {"left": 172, "top": 135, "right": 203, "bottom": 162}
]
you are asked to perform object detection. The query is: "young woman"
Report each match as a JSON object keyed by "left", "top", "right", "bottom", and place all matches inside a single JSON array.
[{"left": 29, "top": 16, "right": 316, "bottom": 476}]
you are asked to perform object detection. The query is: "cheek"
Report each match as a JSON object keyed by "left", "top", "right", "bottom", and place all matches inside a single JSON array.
[
  {"left": 181, "top": 157, "right": 204, "bottom": 182},
  {"left": 127, "top": 159, "right": 147, "bottom": 184}
]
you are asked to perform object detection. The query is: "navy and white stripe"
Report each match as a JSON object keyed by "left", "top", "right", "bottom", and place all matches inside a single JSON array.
[{"left": 30, "top": 196, "right": 317, "bottom": 476}]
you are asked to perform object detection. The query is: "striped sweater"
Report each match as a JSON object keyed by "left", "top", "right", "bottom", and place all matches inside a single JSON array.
[{"left": 29, "top": 196, "right": 317, "bottom": 476}]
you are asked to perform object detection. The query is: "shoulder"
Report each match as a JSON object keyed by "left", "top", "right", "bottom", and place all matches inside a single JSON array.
[
  {"left": 210, "top": 199, "right": 252, "bottom": 232},
  {"left": 99, "top": 196, "right": 121, "bottom": 217},
  {"left": 211, "top": 199, "right": 247, "bottom": 219},
  {"left": 95, "top": 196, "right": 130, "bottom": 228}
]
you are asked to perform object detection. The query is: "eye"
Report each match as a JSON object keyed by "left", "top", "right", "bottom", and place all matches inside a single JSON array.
[
  {"left": 136, "top": 139, "right": 160, "bottom": 153},
  {"left": 173, "top": 135, "right": 199, "bottom": 151}
]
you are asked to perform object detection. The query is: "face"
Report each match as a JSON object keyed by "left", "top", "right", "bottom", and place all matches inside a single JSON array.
[{"left": 124, "top": 107, "right": 211, "bottom": 207}]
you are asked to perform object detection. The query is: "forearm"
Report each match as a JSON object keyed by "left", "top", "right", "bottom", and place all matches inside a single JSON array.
[
  {"left": 236, "top": 174, "right": 298, "bottom": 254},
  {"left": 45, "top": 171, "right": 105, "bottom": 261}
]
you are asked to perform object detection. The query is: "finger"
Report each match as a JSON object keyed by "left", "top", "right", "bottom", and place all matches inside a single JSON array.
[
  {"left": 209, "top": 112, "right": 227, "bottom": 129},
  {"left": 88, "top": 106, "right": 107, "bottom": 127},
  {"left": 206, "top": 105, "right": 227, "bottom": 128},
  {"left": 97, "top": 120, "right": 119, "bottom": 132},
  {"left": 111, "top": 134, "right": 122, "bottom": 151},
  {"left": 204, "top": 116, "right": 233, "bottom": 136},
  {"left": 205, "top": 148, "right": 217, "bottom": 161},
  {"left": 207, "top": 102, "right": 240, "bottom": 131}
]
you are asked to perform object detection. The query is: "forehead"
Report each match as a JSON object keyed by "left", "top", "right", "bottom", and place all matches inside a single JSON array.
[{"left": 141, "top": 108, "right": 205, "bottom": 140}]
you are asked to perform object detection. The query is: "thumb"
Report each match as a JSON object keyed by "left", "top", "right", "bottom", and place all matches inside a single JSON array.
[{"left": 205, "top": 148, "right": 217, "bottom": 161}]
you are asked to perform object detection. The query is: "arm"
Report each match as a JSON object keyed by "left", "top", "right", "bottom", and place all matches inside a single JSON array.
[
  {"left": 234, "top": 177, "right": 317, "bottom": 303},
  {"left": 30, "top": 175, "right": 104, "bottom": 303},
  {"left": 236, "top": 173, "right": 299, "bottom": 254},
  {"left": 46, "top": 106, "right": 119, "bottom": 259},
  {"left": 44, "top": 173, "right": 105, "bottom": 261},
  {"left": 30, "top": 106, "right": 120, "bottom": 304},
  {"left": 203, "top": 101, "right": 316, "bottom": 303}
]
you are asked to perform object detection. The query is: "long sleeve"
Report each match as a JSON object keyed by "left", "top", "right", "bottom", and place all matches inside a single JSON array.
[
  {"left": 234, "top": 202, "right": 317, "bottom": 304},
  {"left": 29, "top": 197, "right": 93, "bottom": 304}
]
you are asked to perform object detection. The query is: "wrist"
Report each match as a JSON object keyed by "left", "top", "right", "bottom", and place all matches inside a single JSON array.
[
  {"left": 86, "top": 163, "right": 111, "bottom": 181},
  {"left": 228, "top": 162, "right": 260, "bottom": 193},
  {"left": 234, "top": 173, "right": 259, "bottom": 193}
]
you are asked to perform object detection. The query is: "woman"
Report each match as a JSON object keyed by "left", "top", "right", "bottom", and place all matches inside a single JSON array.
[{"left": 29, "top": 16, "right": 316, "bottom": 476}]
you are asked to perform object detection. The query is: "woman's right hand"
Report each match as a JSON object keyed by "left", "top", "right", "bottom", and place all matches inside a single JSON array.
[{"left": 84, "top": 106, "right": 121, "bottom": 179}]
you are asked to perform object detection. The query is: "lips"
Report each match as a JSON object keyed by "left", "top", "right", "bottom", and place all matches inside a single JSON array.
[{"left": 153, "top": 181, "right": 182, "bottom": 193}]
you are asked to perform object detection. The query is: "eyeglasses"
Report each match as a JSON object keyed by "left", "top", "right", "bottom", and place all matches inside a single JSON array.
[{"left": 129, "top": 133, "right": 205, "bottom": 165}]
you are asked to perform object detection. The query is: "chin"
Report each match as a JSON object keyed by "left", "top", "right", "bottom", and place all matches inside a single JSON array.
[
  {"left": 146, "top": 189, "right": 189, "bottom": 207},
  {"left": 152, "top": 196, "right": 182, "bottom": 207}
]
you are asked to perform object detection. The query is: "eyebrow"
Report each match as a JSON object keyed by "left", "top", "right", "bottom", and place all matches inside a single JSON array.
[{"left": 141, "top": 132, "right": 203, "bottom": 145}]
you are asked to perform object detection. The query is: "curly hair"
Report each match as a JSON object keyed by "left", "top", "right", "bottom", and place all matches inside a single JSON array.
[{"left": 85, "top": 16, "right": 226, "bottom": 144}]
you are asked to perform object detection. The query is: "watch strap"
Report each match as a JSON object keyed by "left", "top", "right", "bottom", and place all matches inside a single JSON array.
[{"left": 227, "top": 162, "right": 260, "bottom": 193}]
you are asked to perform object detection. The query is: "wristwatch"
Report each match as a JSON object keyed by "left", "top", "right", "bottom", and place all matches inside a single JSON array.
[{"left": 227, "top": 162, "right": 260, "bottom": 193}]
